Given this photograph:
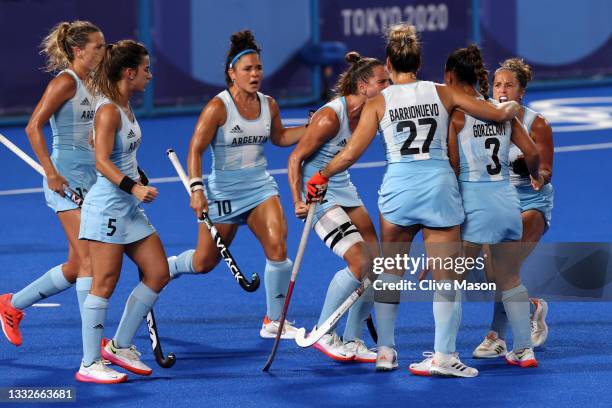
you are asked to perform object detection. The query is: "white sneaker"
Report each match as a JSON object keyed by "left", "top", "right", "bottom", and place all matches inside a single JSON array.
[
  {"left": 530, "top": 298, "right": 549, "bottom": 347},
  {"left": 430, "top": 352, "right": 478, "bottom": 378},
  {"left": 313, "top": 332, "right": 355, "bottom": 362},
  {"left": 376, "top": 346, "right": 398, "bottom": 371},
  {"left": 409, "top": 351, "right": 434, "bottom": 376},
  {"left": 343, "top": 339, "right": 376, "bottom": 363},
  {"left": 259, "top": 316, "right": 299, "bottom": 339},
  {"left": 101, "top": 338, "right": 152, "bottom": 376},
  {"left": 75, "top": 360, "right": 128, "bottom": 384},
  {"left": 472, "top": 331, "right": 507, "bottom": 358},
  {"left": 506, "top": 347, "right": 538, "bottom": 368}
]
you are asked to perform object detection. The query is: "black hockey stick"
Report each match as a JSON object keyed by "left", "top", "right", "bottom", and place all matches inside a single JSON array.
[{"left": 166, "top": 148, "right": 260, "bottom": 292}]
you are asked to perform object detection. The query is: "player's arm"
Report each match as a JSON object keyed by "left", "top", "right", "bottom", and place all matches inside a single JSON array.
[
  {"left": 288, "top": 108, "right": 340, "bottom": 217},
  {"left": 25, "top": 73, "right": 76, "bottom": 195},
  {"left": 269, "top": 97, "right": 306, "bottom": 147},
  {"left": 510, "top": 118, "right": 541, "bottom": 187},
  {"left": 531, "top": 115, "right": 553, "bottom": 185},
  {"left": 447, "top": 110, "right": 465, "bottom": 177},
  {"left": 94, "top": 105, "right": 157, "bottom": 203},
  {"left": 187, "top": 97, "right": 226, "bottom": 217},
  {"left": 437, "top": 84, "right": 520, "bottom": 122},
  {"left": 320, "top": 94, "right": 384, "bottom": 178}
]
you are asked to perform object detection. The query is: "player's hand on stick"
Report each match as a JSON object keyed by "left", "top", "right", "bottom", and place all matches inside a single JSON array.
[
  {"left": 306, "top": 171, "right": 329, "bottom": 203},
  {"left": 190, "top": 189, "right": 209, "bottom": 220},
  {"left": 133, "top": 185, "right": 158, "bottom": 203},
  {"left": 46, "top": 171, "right": 69, "bottom": 197},
  {"left": 294, "top": 200, "right": 309, "bottom": 219}
]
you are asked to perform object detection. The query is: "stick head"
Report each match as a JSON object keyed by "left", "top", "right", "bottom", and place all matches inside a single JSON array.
[{"left": 294, "top": 327, "right": 310, "bottom": 347}]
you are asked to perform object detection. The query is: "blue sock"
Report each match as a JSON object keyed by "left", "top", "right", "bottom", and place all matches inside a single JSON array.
[
  {"left": 433, "top": 280, "right": 461, "bottom": 354},
  {"left": 343, "top": 285, "right": 373, "bottom": 342},
  {"left": 82, "top": 294, "right": 108, "bottom": 366},
  {"left": 76, "top": 277, "right": 93, "bottom": 317},
  {"left": 374, "top": 273, "right": 402, "bottom": 348},
  {"left": 264, "top": 258, "right": 293, "bottom": 321},
  {"left": 168, "top": 250, "right": 195, "bottom": 279},
  {"left": 317, "top": 267, "right": 360, "bottom": 328},
  {"left": 502, "top": 284, "right": 532, "bottom": 350},
  {"left": 114, "top": 282, "right": 160, "bottom": 348},
  {"left": 11, "top": 265, "right": 72, "bottom": 310},
  {"left": 490, "top": 300, "right": 508, "bottom": 339}
]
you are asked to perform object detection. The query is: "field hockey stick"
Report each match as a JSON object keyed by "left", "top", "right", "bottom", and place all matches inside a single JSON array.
[
  {"left": 262, "top": 203, "right": 317, "bottom": 372},
  {"left": 295, "top": 276, "right": 373, "bottom": 347},
  {"left": 366, "top": 315, "right": 378, "bottom": 343},
  {"left": 139, "top": 268, "right": 176, "bottom": 368},
  {"left": 0, "top": 133, "right": 83, "bottom": 206},
  {"left": 166, "top": 149, "right": 260, "bottom": 292}
]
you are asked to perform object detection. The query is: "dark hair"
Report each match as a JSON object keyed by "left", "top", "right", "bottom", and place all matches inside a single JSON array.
[
  {"left": 385, "top": 24, "right": 421, "bottom": 74},
  {"left": 91, "top": 40, "right": 148, "bottom": 103},
  {"left": 224, "top": 30, "right": 261, "bottom": 85},
  {"left": 40, "top": 20, "right": 101, "bottom": 72},
  {"left": 495, "top": 58, "right": 533, "bottom": 89},
  {"left": 445, "top": 44, "right": 489, "bottom": 99},
  {"left": 333, "top": 52, "right": 384, "bottom": 96}
]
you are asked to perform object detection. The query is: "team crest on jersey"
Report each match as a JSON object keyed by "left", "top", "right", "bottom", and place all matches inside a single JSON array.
[{"left": 229, "top": 125, "right": 243, "bottom": 134}]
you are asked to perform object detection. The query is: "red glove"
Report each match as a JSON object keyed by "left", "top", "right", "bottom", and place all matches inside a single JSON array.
[{"left": 306, "top": 171, "right": 329, "bottom": 203}]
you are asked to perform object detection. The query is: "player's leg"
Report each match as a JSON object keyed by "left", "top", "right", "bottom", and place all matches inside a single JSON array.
[
  {"left": 102, "top": 233, "right": 170, "bottom": 376},
  {"left": 168, "top": 222, "right": 238, "bottom": 279},
  {"left": 247, "top": 196, "right": 296, "bottom": 338},
  {"left": 77, "top": 241, "right": 126, "bottom": 383}
]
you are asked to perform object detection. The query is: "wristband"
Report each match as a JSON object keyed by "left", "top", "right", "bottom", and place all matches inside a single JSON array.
[
  {"left": 190, "top": 184, "right": 204, "bottom": 193},
  {"left": 119, "top": 176, "right": 137, "bottom": 194}
]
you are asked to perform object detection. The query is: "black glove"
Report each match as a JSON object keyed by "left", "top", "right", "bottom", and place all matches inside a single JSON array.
[{"left": 511, "top": 158, "right": 530, "bottom": 177}]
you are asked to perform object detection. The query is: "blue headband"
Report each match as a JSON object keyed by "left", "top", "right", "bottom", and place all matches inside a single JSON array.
[{"left": 229, "top": 49, "right": 258, "bottom": 68}]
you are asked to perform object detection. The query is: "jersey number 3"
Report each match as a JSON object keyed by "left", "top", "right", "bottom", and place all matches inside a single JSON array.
[{"left": 397, "top": 118, "right": 437, "bottom": 155}]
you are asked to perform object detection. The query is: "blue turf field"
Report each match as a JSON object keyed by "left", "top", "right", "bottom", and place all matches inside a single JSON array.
[{"left": 1, "top": 86, "right": 611, "bottom": 407}]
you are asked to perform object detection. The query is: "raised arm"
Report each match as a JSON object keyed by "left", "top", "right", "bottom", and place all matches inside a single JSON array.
[
  {"left": 436, "top": 84, "right": 520, "bottom": 122},
  {"left": 447, "top": 110, "right": 466, "bottom": 177},
  {"left": 25, "top": 74, "right": 76, "bottom": 196},
  {"left": 287, "top": 107, "right": 340, "bottom": 217},
  {"left": 186, "top": 97, "right": 225, "bottom": 218},
  {"left": 268, "top": 96, "right": 307, "bottom": 147},
  {"left": 94, "top": 104, "right": 157, "bottom": 203},
  {"left": 320, "top": 94, "right": 384, "bottom": 178}
]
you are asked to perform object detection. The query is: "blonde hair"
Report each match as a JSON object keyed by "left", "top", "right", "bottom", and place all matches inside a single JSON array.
[
  {"left": 385, "top": 24, "right": 421, "bottom": 73},
  {"left": 40, "top": 20, "right": 101, "bottom": 72}
]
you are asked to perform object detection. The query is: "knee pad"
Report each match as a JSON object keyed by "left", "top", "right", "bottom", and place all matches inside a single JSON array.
[{"left": 314, "top": 206, "right": 363, "bottom": 258}]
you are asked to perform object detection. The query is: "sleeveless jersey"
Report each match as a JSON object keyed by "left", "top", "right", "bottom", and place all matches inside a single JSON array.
[
  {"left": 93, "top": 98, "right": 141, "bottom": 180},
  {"left": 457, "top": 99, "right": 512, "bottom": 182},
  {"left": 49, "top": 69, "right": 96, "bottom": 156},
  {"left": 303, "top": 97, "right": 352, "bottom": 185},
  {"left": 508, "top": 106, "right": 539, "bottom": 187},
  {"left": 210, "top": 90, "right": 271, "bottom": 171},
  {"left": 379, "top": 81, "right": 450, "bottom": 163}
]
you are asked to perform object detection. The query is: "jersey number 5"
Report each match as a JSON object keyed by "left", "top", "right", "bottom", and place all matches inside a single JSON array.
[{"left": 397, "top": 118, "right": 437, "bottom": 156}]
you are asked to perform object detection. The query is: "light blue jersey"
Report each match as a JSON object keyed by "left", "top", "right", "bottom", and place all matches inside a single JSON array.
[
  {"left": 377, "top": 81, "right": 463, "bottom": 228},
  {"left": 458, "top": 99, "right": 512, "bottom": 182},
  {"left": 205, "top": 90, "right": 278, "bottom": 224},
  {"left": 303, "top": 97, "right": 362, "bottom": 222},
  {"left": 509, "top": 106, "right": 554, "bottom": 229},
  {"left": 379, "top": 81, "right": 450, "bottom": 163},
  {"left": 79, "top": 99, "right": 154, "bottom": 244},
  {"left": 44, "top": 69, "right": 96, "bottom": 212},
  {"left": 457, "top": 101, "right": 521, "bottom": 243}
]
